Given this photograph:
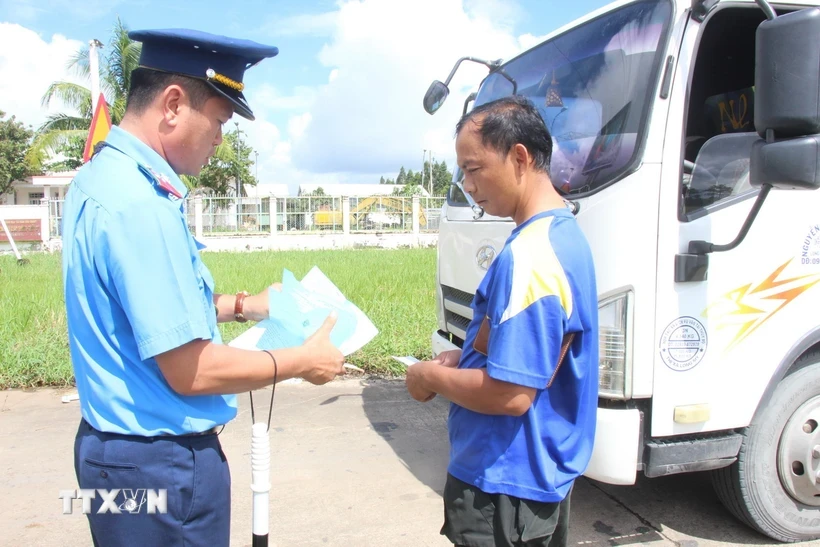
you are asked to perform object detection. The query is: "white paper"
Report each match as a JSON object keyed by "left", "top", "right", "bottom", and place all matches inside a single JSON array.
[
  {"left": 301, "top": 267, "right": 347, "bottom": 303},
  {"left": 229, "top": 267, "right": 378, "bottom": 358},
  {"left": 391, "top": 355, "right": 420, "bottom": 367}
]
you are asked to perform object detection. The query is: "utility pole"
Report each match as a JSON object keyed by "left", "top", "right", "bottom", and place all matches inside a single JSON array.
[
  {"left": 234, "top": 122, "right": 243, "bottom": 197},
  {"left": 429, "top": 150, "right": 434, "bottom": 196},
  {"left": 234, "top": 122, "right": 243, "bottom": 228},
  {"left": 88, "top": 39, "right": 103, "bottom": 104},
  {"left": 421, "top": 149, "right": 426, "bottom": 191},
  {"left": 254, "top": 151, "right": 259, "bottom": 182}
]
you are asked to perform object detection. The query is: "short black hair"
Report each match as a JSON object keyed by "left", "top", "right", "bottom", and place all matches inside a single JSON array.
[
  {"left": 126, "top": 67, "right": 221, "bottom": 114},
  {"left": 455, "top": 95, "right": 553, "bottom": 172}
]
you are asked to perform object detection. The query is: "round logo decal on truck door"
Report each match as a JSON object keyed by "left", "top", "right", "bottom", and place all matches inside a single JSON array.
[
  {"left": 476, "top": 244, "right": 496, "bottom": 271},
  {"left": 659, "top": 316, "right": 708, "bottom": 371}
]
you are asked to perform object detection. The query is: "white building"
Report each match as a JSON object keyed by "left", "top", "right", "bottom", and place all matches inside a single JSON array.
[
  {"left": 297, "top": 183, "right": 430, "bottom": 197},
  {"left": 0, "top": 171, "right": 76, "bottom": 205},
  {"left": 243, "top": 183, "right": 290, "bottom": 198}
]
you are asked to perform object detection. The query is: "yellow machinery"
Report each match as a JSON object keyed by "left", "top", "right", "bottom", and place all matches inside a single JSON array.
[{"left": 312, "top": 196, "right": 427, "bottom": 229}]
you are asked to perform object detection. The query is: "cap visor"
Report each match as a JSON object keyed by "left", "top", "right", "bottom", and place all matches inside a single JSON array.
[{"left": 205, "top": 81, "right": 255, "bottom": 121}]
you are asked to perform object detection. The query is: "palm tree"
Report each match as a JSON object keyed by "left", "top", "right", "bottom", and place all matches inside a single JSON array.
[
  {"left": 33, "top": 17, "right": 233, "bottom": 183},
  {"left": 32, "top": 18, "right": 138, "bottom": 167}
]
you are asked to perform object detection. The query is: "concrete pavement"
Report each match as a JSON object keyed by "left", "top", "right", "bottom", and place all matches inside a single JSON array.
[{"left": 1, "top": 378, "right": 818, "bottom": 546}]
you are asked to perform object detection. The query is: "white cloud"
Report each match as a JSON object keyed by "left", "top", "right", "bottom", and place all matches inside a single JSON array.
[
  {"left": 287, "top": 113, "right": 312, "bottom": 141},
  {"left": 0, "top": 23, "right": 84, "bottom": 129},
  {"left": 464, "top": 0, "right": 524, "bottom": 32},
  {"left": 262, "top": 11, "right": 338, "bottom": 37},
  {"left": 235, "top": 115, "right": 341, "bottom": 196},
  {"left": 518, "top": 33, "right": 550, "bottom": 52},
  {"left": 288, "top": 0, "right": 531, "bottom": 177},
  {"left": 247, "top": 83, "right": 317, "bottom": 114}
]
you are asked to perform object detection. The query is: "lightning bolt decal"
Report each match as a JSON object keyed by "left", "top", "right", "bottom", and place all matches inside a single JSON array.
[{"left": 703, "top": 259, "right": 820, "bottom": 352}]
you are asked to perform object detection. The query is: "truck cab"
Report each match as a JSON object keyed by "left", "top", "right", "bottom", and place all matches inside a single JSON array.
[{"left": 425, "top": 0, "right": 820, "bottom": 541}]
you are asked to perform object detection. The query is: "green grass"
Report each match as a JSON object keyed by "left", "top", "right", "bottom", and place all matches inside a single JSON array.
[{"left": 0, "top": 248, "right": 438, "bottom": 389}]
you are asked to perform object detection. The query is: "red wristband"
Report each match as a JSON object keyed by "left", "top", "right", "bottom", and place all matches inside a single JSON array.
[{"left": 234, "top": 291, "right": 250, "bottom": 323}]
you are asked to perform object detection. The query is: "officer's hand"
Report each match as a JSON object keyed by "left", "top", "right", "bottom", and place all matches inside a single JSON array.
[
  {"left": 432, "top": 349, "right": 462, "bottom": 368},
  {"left": 244, "top": 283, "right": 282, "bottom": 322},
  {"left": 300, "top": 312, "right": 345, "bottom": 385}
]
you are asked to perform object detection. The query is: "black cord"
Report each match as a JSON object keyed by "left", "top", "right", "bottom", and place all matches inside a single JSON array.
[
  {"left": 224, "top": 351, "right": 278, "bottom": 436},
  {"left": 262, "top": 350, "right": 278, "bottom": 432},
  {"left": 248, "top": 351, "right": 277, "bottom": 432}
]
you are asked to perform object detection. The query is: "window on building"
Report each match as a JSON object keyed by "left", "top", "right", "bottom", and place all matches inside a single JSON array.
[{"left": 28, "top": 192, "right": 45, "bottom": 205}]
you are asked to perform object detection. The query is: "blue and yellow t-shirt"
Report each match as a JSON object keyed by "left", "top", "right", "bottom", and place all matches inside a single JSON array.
[{"left": 447, "top": 208, "right": 598, "bottom": 503}]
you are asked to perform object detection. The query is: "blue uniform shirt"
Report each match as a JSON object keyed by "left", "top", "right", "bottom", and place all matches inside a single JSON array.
[
  {"left": 447, "top": 209, "right": 599, "bottom": 503},
  {"left": 62, "top": 126, "right": 237, "bottom": 435}
]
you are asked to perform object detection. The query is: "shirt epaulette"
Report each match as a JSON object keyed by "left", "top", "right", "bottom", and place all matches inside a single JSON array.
[
  {"left": 140, "top": 165, "right": 184, "bottom": 200},
  {"left": 94, "top": 140, "right": 184, "bottom": 201}
]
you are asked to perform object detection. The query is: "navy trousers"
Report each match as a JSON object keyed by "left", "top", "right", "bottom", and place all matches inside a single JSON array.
[{"left": 74, "top": 419, "right": 231, "bottom": 547}]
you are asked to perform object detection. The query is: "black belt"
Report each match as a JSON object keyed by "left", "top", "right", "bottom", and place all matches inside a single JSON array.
[
  {"left": 82, "top": 419, "right": 221, "bottom": 438},
  {"left": 172, "top": 426, "right": 220, "bottom": 437}
]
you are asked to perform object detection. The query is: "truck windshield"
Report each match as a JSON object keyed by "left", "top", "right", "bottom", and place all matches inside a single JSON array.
[{"left": 450, "top": 0, "right": 673, "bottom": 204}]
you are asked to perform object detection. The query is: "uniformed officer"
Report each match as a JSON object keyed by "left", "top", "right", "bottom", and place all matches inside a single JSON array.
[{"left": 62, "top": 29, "right": 345, "bottom": 546}]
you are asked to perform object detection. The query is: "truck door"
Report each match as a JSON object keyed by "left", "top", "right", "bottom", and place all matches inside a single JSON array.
[{"left": 655, "top": 4, "right": 820, "bottom": 439}]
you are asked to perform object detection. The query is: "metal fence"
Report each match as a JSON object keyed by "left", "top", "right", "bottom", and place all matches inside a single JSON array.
[
  {"left": 185, "top": 195, "right": 273, "bottom": 235},
  {"left": 349, "top": 196, "right": 412, "bottom": 232},
  {"left": 192, "top": 195, "right": 445, "bottom": 235},
  {"left": 49, "top": 199, "right": 63, "bottom": 238},
  {"left": 47, "top": 195, "right": 446, "bottom": 239},
  {"left": 279, "top": 195, "right": 344, "bottom": 233},
  {"left": 420, "top": 197, "right": 443, "bottom": 232}
]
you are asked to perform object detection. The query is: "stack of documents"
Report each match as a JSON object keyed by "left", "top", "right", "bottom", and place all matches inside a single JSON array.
[{"left": 229, "top": 267, "right": 378, "bottom": 356}]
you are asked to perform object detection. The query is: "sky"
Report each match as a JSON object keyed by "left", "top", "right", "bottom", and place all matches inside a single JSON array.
[{"left": 0, "top": 0, "right": 612, "bottom": 192}]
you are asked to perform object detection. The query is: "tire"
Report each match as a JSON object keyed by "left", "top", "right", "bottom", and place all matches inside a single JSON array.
[{"left": 712, "top": 351, "right": 820, "bottom": 542}]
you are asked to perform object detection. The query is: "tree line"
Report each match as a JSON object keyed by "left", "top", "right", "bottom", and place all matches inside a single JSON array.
[{"left": 380, "top": 161, "right": 452, "bottom": 197}]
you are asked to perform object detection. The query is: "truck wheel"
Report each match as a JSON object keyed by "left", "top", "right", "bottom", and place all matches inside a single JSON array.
[{"left": 712, "top": 351, "right": 820, "bottom": 542}]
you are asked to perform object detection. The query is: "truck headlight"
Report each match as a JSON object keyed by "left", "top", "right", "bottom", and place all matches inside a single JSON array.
[{"left": 598, "top": 291, "right": 633, "bottom": 400}]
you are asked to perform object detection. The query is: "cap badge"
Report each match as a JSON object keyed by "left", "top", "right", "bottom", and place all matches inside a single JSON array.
[{"left": 205, "top": 68, "right": 244, "bottom": 92}]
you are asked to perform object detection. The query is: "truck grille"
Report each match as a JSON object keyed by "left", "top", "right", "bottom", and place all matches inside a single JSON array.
[
  {"left": 441, "top": 285, "right": 475, "bottom": 342},
  {"left": 442, "top": 285, "right": 474, "bottom": 306}
]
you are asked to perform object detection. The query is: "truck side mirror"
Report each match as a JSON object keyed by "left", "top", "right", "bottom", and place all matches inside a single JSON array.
[
  {"left": 752, "top": 7, "right": 820, "bottom": 190},
  {"left": 750, "top": 137, "right": 820, "bottom": 191},
  {"left": 422, "top": 56, "right": 513, "bottom": 116},
  {"left": 423, "top": 81, "right": 450, "bottom": 115}
]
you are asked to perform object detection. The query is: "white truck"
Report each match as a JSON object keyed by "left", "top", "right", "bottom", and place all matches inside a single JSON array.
[{"left": 423, "top": 0, "right": 820, "bottom": 541}]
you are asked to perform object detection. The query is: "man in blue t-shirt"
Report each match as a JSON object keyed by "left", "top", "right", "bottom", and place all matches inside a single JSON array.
[{"left": 406, "top": 95, "right": 598, "bottom": 547}]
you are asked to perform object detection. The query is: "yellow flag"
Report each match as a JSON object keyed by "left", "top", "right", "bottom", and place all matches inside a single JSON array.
[{"left": 83, "top": 93, "right": 112, "bottom": 163}]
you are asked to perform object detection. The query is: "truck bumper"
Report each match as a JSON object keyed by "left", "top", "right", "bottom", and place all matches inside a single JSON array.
[
  {"left": 432, "top": 329, "right": 460, "bottom": 356},
  {"left": 584, "top": 407, "right": 641, "bottom": 485}
]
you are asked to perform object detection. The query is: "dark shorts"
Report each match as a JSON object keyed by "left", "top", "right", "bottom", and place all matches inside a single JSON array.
[
  {"left": 74, "top": 419, "right": 231, "bottom": 547},
  {"left": 441, "top": 474, "right": 571, "bottom": 547}
]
